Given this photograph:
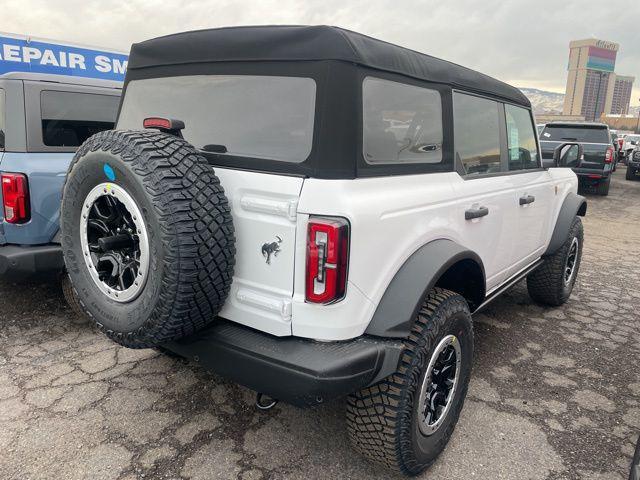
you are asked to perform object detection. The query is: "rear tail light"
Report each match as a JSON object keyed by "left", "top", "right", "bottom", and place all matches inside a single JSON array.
[
  {"left": 305, "top": 216, "right": 349, "bottom": 304},
  {"left": 1, "top": 173, "right": 30, "bottom": 224},
  {"left": 604, "top": 147, "right": 613, "bottom": 164}
]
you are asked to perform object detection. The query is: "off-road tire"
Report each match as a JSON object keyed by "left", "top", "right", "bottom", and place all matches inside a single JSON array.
[
  {"left": 61, "top": 130, "right": 235, "bottom": 348},
  {"left": 346, "top": 288, "right": 473, "bottom": 476},
  {"left": 527, "top": 216, "right": 583, "bottom": 306},
  {"left": 627, "top": 166, "right": 636, "bottom": 181},
  {"left": 597, "top": 176, "right": 610, "bottom": 196},
  {"left": 61, "top": 273, "right": 88, "bottom": 321}
]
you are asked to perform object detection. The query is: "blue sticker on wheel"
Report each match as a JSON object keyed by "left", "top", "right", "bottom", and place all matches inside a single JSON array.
[{"left": 103, "top": 164, "right": 116, "bottom": 181}]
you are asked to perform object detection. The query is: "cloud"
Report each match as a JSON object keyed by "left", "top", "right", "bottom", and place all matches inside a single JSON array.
[{"left": 2, "top": 0, "right": 640, "bottom": 104}]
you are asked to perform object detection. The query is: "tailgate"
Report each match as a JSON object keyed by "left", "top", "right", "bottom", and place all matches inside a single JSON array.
[
  {"left": 540, "top": 140, "right": 608, "bottom": 170},
  {"left": 580, "top": 144, "right": 608, "bottom": 169},
  {"left": 0, "top": 152, "right": 72, "bottom": 245},
  {"left": 214, "top": 167, "right": 304, "bottom": 336}
]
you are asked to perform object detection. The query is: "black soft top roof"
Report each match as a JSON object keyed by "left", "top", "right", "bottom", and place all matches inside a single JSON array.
[{"left": 128, "top": 25, "right": 530, "bottom": 107}]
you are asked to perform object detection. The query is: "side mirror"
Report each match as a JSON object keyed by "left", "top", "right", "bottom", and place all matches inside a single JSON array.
[{"left": 552, "top": 142, "right": 584, "bottom": 168}]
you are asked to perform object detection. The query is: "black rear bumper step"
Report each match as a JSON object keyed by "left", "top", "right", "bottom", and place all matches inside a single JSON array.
[
  {"left": 0, "top": 244, "right": 64, "bottom": 279},
  {"left": 163, "top": 320, "right": 403, "bottom": 407}
]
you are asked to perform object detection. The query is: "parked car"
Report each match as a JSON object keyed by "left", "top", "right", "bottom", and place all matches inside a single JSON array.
[
  {"left": 621, "top": 134, "right": 640, "bottom": 160},
  {"left": 630, "top": 435, "right": 640, "bottom": 480},
  {"left": 0, "top": 34, "right": 125, "bottom": 302},
  {"left": 610, "top": 131, "right": 620, "bottom": 171},
  {"left": 540, "top": 122, "right": 614, "bottom": 195},
  {"left": 537, "top": 123, "right": 546, "bottom": 135},
  {"left": 59, "top": 26, "right": 587, "bottom": 476},
  {"left": 626, "top": 146, "right": 640, "bottom": 180}
]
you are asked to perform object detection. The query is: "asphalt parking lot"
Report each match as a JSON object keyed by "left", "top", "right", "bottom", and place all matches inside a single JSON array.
[{"left": 1, "top": 168, "right": 639, "bottom": 480}]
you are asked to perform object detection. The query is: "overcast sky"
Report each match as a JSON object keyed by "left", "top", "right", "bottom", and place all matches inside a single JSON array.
[{"left": 3, "top": 0, "right": 640, "bottom": 104}]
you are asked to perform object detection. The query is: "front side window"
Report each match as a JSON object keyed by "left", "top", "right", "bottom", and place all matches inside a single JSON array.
[
  {"left": 117, "top": 75, "right": 316, "bottom": 163},
  {"left": 505, "top": 104, "right": 539, "bottom": 170},
  {"left": 41, "top": 91, "right": 119, "bottom": 147},
  {"left": 362, "top": 77, "right": 443, "bottom": 165},
  {"left": 0, "top": 88, "right": 5, "bottom": 150},
  {"left": 453, "top": 93, "right": 501, "bottom": 175}
]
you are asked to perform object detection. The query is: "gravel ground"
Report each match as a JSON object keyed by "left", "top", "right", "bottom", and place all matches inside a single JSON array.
[{"left": 1, "top": 168, "right": 639, "bottom": 480}]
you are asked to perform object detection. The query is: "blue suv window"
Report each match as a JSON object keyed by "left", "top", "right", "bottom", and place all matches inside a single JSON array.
[{"left": 40, "top": 91, "right": 119, "bottom": 147}]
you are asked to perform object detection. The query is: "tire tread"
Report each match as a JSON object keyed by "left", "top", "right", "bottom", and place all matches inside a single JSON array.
[{"left": 62, "top": 130, "right": 235, "bottom": 348}]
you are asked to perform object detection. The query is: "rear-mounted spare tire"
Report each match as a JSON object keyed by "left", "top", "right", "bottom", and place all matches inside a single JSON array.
[{"left": 60, "top": 130, "right": 235, "bottom": 348}]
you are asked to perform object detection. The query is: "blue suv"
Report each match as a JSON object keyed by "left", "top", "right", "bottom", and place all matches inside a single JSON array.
[{"left": 0, "top": 34, "right": 125, "bottom": 291}]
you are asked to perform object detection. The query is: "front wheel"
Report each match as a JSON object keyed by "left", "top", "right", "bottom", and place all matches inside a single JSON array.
[
  {"left": 627, "top": 166, "right": 636, "bottom": 181},
  {"left": 347, "top": 288, "right": 473, "bottom": 475},
  {"left": 527, "top": 217, "right": 583, "bottom": 306}
]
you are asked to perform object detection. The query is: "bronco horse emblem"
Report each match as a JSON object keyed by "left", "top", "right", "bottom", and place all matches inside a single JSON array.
[{"left": 261, "top": 236, "right": 282, "bottom": 265}]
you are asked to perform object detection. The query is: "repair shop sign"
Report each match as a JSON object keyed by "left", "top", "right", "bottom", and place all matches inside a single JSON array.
[{"left": 0, "top": 33, "right": 128, "bottom": 82}]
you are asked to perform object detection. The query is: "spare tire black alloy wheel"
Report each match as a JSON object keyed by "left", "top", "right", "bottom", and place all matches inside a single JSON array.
[
  {"left": 80, "top": 183, "right": 149, "bottom": 303},
  {"left": 61, "top": 130, "right": 235, "bottom": 348}
]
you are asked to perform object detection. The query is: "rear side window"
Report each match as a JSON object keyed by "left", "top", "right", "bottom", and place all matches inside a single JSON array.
[
  {"left": 453, "top": 93, "right": 501, "bottom": 175},
  {"left": 0, "top": 88, "right": 5, "bottom": 150},
  {"left": 117, "top": 75, "right": 316, "bottom": 163},
  {"left": 540, "top": 125, "right": 610, "bottom": 143},
  {"left": 41, "top": 91, "right": 119, "bottom": 147},
  {"left": 362, "top": 77, "right": 443, "bottom": 165},
  {"left": 505, "top": 104, "right": 539, "bottom": 170}
]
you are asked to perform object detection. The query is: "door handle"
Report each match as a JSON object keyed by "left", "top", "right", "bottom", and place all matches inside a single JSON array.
[
  {"left": 465, "top": 206, "right": 489, "bottom": 220},
  {"left": 519, "top": 195, "right": 535, "bottom": 206}
]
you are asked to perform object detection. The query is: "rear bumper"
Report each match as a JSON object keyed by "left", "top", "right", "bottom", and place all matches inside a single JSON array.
[
  {"left": 575, "top": 170, "right": 609, "bottom": 182},
  {"left": 163, "top": 320, "right": 403, "bottom": 407},
  {"left": 0, "top": 244, "right": 64, "bottom": 279}
]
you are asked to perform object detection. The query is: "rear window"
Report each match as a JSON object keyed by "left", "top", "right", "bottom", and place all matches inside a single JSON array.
[
  {"left": 362, "top": 77, "right": 443, "bottom": 165},
  {"left": 41, "top": 91, "right": 119, "bottom": 147},
  {"left": 540, "top": 125, "right": 609, "bottom": 143},
  {"left": 117, "top": 75, "right": 317, "bottom": 163}
]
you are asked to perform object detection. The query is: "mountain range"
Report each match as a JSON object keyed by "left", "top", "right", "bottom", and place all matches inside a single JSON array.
[{"left": 518, "top": 87, "right": 640, "bottom": 117}]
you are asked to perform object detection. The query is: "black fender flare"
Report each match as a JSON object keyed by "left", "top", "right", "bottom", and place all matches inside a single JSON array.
[
  {"left": 544, "top": 192, "right": 587, "bottom": 256},
  {"left": 364, "top": 239, "right": 485, "bottom": 338}
]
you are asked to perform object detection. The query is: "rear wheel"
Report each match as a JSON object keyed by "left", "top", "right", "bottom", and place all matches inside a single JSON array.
[
  {"left": 527, "top": 217, "right": 583, "bottom": 306},
  {"left": 61, "top": 130, "right": 235, "bottom": 348},
  {"left": 347, "top": 288, "right": 473, "bottom": 475},
  {"left": 627, "top": 166, "right": 636, "bottom": 181}
]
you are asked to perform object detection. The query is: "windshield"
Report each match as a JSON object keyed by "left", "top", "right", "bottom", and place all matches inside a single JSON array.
[
  {"left": 117, "top": 75, "right": 316, "bottom": 163},
  {"left": 626, "top": 135, "right": 640, "bottom": 142},
  {"left": 541, "top": 125, "right": 609, "bottom": 143}
]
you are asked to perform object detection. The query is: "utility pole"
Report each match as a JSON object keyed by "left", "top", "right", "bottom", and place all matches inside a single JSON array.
[{"left": 636, "top": 98, "right": 640, "bottom": 134}]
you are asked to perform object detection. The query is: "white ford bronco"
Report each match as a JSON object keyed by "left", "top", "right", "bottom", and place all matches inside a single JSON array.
[{"left": 60, "top": 26, "right": 587, "bottom": 475}]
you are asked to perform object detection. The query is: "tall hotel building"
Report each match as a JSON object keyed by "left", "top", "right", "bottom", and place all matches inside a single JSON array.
[
  {"left": 563, "top": 39, "right": 635, "bottom": 120},
  {"left": 609, "top": 75, "right": 635, "bottom": 115}
]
